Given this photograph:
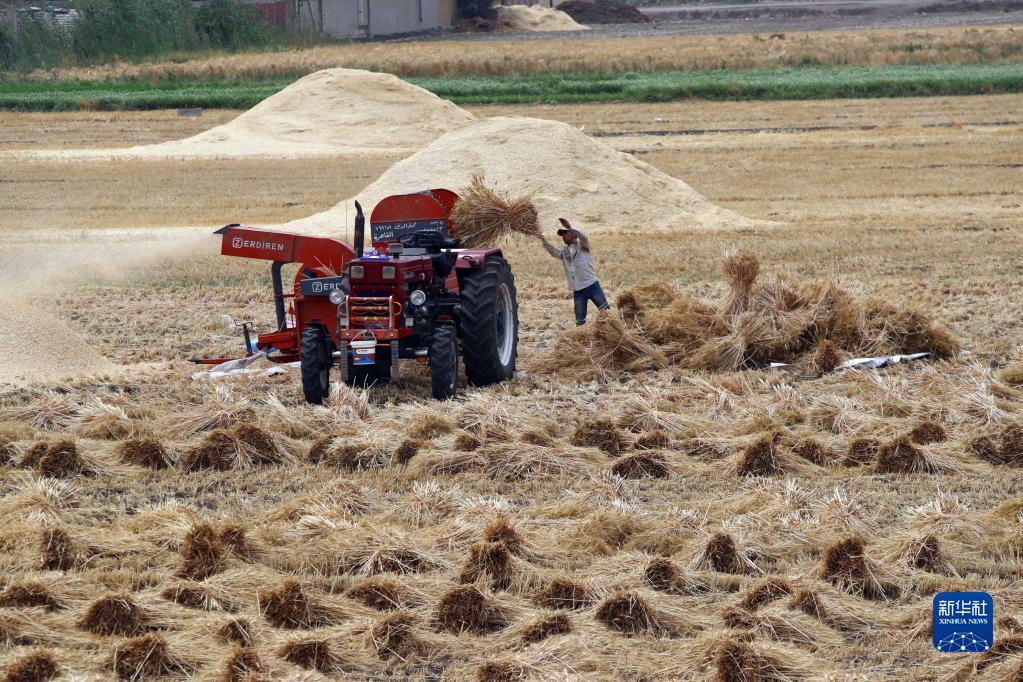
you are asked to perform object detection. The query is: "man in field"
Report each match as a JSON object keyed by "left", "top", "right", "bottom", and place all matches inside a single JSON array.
[{"left": 540, "top": 217, "right": 610, "bottom": 325}]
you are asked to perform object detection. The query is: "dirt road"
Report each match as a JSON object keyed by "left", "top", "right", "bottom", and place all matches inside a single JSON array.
[{"left": 434, "top": 0, "right": 1023, "bottom": 40}]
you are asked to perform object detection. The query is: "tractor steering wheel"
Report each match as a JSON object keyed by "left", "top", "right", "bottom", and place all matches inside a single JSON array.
[
  {"left": 399, "top": 230, "right": 456, "bottom": 252},
  {"left": 398, "top": 232, "right": 426, "bottom": 249}
]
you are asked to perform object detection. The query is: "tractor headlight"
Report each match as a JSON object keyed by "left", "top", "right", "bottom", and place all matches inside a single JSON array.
[
  {"left": 329, "top": 289, "right": 347, "bottom": 306},
  {"left": 381, "top": 265, "right": 396, "bottom": 280},
  {"left": 409, "top": 289, "right": 427, "bottom": 307},
  {"left": 350, "top": 265, "right": 364, "bottom": 279}
]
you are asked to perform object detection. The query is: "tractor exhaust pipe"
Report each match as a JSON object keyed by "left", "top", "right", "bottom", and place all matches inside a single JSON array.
[{"left": 354, "top": 201, "right": 365, "bottom": 258}]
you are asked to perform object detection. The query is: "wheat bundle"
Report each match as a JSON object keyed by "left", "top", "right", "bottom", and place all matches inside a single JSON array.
[
  {"left": 1000, "top": 362, "right": 1023, "bottom": 386},
  {"left": 369, "top": 610, "right": 427, "bottom": 661},
  {"left": 713, "top": 637, "right": 811, "bottom": 681},
  {"left": 0, "top": 437, "right": 15, "bottom": 467},
  {"left": 0, "top": 582, "right": 60, "bottom": 611},
  {"left": 483, "top": 516, "right": 526, "bottom": 555},
  {"left": 642, "top": 557, "right": 709, "bottom": 595},
  {"left": 435, "top": 585, "right": 508, "bottom": 634},
  {"left": 453, "top": 430, "right": 482, "bottom": 452},
  {"left": 406, "top": 413, "right": 456, "bottom": 440},
  {"left": 222, "top": 647, "right": 262, "bottom": 681},
  {"left": 39, "top": 527, "right": 82, "bottom": 571},
  {"left": 844, "top": 437, "right": 882, "bottom": 466},
  {"left": 346, "top": 575, "right": 418, "bottom": 611},
  {"left": 111, "top": 633, "right": 184, "bottom": 680},
  {"left": 820, "top": 537, "right": 899, "bottom": 601},
  {"left": 611, "top": 453, "right": 670, "bottom": 479},
  {"left": 634, "top": 430, "right": 671, "bottom": 450},
  {"left": 788, "top": 436, "right": 835, "bottom": 466},
  {"left": 119, "top": 438, "right": 173, "bottom": 469},
  {"left": 78, "top": 594, "right": 148, "bottom": 637},
  {"left": 257, "top": 580, "right": 343, "bottom": 629},
  {"left": 532, "top": 578, "right": 592, "bottom": 610},
  {"left": 520, "top": 612, "right": 573, "bottom": 644},
  {"left": 215, "top": 618, "right": 253, "bottom": 646},
  {"left": 735, "top": 435, "right": 786, "bottom": 477},
  {"left": 722, "top": 606, "right": 829, "bottom": 649},
  {"left": 3, "top": 651, "right": 60, "bottom": 682},
  {"left": 594, "top": 590, "right": 691, "bottom": 637},
  {"left": 722, "top": 247, "right": 761, "bottom": 315},
  {"left": 26, "top": 439, "right": 91, "bottom": 479},
  {"left": 520, "top": 428, "right": 556, "bottom": 447},
  {"left": 392, "top": 438, "right": 423, "bottom": 466},
  {"left": 161, "top": 582, "right": 231, "bottom": 612},
  {"left": 616, "top": 281, "right": 677, "bottom": 324},
  {"left": 276, "top": 638, "right": 342, "bottom": 674},
  {"left": 570, "top": 418, "right": 624, "bottom": 456},
  {"left": 701, "top": 532, "right": 754, "bottom": 575},
  {"left": 177, "top": 523, "right": 228, "bottom": 580},
  {"left": 740, "top": 577, "right": 794, "bottom": 611},
  {"left": 450, "top": 175, "right": 540, "bottom": 247},
  {"left": 458, "top": 540, "right": 514, "bottom": 590},
  {"left": 341, "top": 529, "right": 445, "bottom": 576}
]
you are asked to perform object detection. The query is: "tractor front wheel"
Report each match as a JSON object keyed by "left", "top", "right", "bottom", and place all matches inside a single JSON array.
[
  {"left": 300, "top": 325, "right": 332, "bottom": 404},
  {"left": 430, "top": 324, "right": 458, "bottom": 400},
  {"left": 459, "top": 256, "right": 518, "bottom": 387}
]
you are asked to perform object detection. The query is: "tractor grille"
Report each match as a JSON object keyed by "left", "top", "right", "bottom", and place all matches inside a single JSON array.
[{"left": 349, "top": 296, "right": 392, "bottom": 329}]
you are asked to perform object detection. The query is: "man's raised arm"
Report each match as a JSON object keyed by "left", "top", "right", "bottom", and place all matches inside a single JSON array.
[
  {"left": 573, "top": 227, "right": 590, "bottom": 252},
  {"left": 558, "top": 217, "right": 590, "bottom": 252},
  {"left": 540, "top": 236, "right": 563, "bottom": 258}
]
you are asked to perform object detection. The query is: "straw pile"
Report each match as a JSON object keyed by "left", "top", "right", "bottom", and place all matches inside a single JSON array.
[
  {"left": 548, "top": 310, "right": 668, "bottom": 377},
  {"left": 547, "top": 249, "right": 959, "bottom": 377},
  {"left": 450, "top": 175, "right": 541, "bottom": 248}
]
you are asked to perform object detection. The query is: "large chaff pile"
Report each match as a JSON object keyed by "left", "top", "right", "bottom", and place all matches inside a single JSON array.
[
  {"left": 547, "top": 249, "right": 959, "bottom": 377},
  {"left": 450, "top": 174, "right": 541, "bottom": 247}
]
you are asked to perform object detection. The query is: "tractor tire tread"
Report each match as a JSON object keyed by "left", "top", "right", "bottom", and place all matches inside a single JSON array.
[
  {"left": 300, "top": 325, "right": 330, "bottom": 405},
  {"left": 458, "top": 256, "right": 518, "bottom": 387},
  {"left": 430, "top": 324, "right": 458, "bottom": 400}
]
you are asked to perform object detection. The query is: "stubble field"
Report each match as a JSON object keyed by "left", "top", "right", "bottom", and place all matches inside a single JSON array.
[{"left": 0, "top": 92, "right": 1022, "bottom": 680}]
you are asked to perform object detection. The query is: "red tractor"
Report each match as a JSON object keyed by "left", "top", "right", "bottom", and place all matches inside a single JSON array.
[{"left": 209, "top": 189, "right": 518, "bottom": 402}]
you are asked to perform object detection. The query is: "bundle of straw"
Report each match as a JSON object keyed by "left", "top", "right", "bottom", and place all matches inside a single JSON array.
[{"left": 450, "top": 174, "right": 541, "bottom": 247}]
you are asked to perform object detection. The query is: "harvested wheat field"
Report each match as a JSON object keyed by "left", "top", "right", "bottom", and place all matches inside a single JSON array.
[{"left": 0, "top": 92, "right": 1022, "bottom": 679}]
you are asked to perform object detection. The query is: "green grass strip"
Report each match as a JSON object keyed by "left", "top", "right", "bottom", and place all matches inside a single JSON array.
[{"left": 1, "top": 63, "right": 1021, "bottom": 111}]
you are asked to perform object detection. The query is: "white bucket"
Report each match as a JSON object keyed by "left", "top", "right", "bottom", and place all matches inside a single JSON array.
[{"left": 351, "top": 338, "right": 377, "bottom": 366}]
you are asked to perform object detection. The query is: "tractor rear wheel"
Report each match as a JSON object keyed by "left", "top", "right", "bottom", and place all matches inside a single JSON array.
[
  {"left": 430, "top": 324, "right": 458, "bottom": 400},
  {"left": 459, "top": 256, "right": 518, "bottom": 387},
  {"left": 300, "top": 325, "right": 332, "bottom": 404}
]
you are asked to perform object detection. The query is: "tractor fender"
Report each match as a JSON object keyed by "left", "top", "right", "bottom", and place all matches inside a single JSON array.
[{"left": 453, "top": 248, "right": 503, "bottom": 270}]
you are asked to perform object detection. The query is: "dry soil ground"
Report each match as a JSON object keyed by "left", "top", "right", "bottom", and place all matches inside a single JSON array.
[{"left": 0, "top": 95, "right": 1022, "bottom": 680}]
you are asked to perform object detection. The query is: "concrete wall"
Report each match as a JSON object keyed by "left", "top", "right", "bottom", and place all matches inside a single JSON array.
[
  {"left": 301, "top": 0, "right": 449, "bottom": 38},
  {"left": 366, "top": 0, "right": 439, "bottom": 37},
  {"left": 320, "top": 0, "right": 362, "bottom": 37}
]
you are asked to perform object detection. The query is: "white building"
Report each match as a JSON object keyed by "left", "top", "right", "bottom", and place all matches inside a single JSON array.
[{"left": 241, "top": 0, "right": 457, "bottom": 38}]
